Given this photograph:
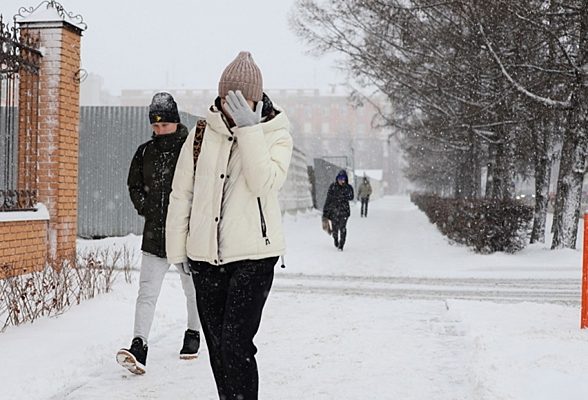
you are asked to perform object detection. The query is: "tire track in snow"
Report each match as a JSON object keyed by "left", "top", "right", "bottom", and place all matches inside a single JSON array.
[{"left": 273, "top": 273, "right": 580, "bottom": 304}]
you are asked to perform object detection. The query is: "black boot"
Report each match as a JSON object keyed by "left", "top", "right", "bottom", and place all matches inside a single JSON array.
[
  {"left": 116, "top": 337, "right": 148, "bottom": 375},
  {"left": 339, "top": 229, "right": 346, "bottom": 251},
  {"left": 333, "top": 233, "right": 339, "bottom": 249},
  {"left": 180, "top": 329, "right": 200, "bottom": 359}
]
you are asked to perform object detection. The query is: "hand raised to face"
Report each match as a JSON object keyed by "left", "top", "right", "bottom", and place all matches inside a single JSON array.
[{"left": 224, "top": 90, "right": 263, "bottom": 128}]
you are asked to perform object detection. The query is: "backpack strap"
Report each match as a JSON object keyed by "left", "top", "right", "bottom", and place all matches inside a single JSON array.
[{"left": 193, "top": 119, "right": 206, "bottom": 172}]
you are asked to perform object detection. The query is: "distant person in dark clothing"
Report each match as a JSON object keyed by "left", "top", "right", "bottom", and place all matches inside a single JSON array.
[
  {"left": 357, "top": 177, "right": 373, "bottom": 217},
  {"left": 323, "top": 169, "right": 354, "bottom": 251},
  {"left": 116, "top": 92, "right": 201, "bottom": 375}
]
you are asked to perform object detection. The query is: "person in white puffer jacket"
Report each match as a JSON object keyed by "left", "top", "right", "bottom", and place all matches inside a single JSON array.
[{"left": 166, "top": 51, "right": 292, "bottom": 400}]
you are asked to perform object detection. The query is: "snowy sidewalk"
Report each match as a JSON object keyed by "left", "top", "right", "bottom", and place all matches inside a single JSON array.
[
  {"left": 282, "top": 196, "right": 582, "bottom": 279},
  {"left": 1, "top": 196, "right": 588, "bottom": 399}
]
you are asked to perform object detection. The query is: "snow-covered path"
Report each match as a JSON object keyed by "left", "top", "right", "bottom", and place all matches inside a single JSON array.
[
  {"left": 283, "top": 196, "right": 581, "bottom": 280},
  {"left": 1, "top": 196, "right": 588, "bottom": 399},
  {"left": 37, "top": 291, "right": 477, "bottom": 400}
]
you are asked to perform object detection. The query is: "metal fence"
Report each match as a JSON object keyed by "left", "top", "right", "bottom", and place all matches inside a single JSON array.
[
  {"left": 0, "top": 15, "right": 41, "bottom": 211},
  {"left": 78, "top": 107, "right": 313, "bottom": 238},
  {"left": 0, "top": 105, "right": 17, "bottom": 190},
  {"left": 279, "top": 146, "right": 313, "bottom": 214}
]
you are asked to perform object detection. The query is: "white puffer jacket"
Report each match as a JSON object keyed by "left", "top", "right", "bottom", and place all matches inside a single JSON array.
[{"left": 166, "top": 105, "right": 293, "bottom": 266}]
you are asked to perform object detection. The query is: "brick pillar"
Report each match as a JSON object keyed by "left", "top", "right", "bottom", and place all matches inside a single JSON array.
[{"left": 17, "top": 4, "right": 86, "bottom": 261}]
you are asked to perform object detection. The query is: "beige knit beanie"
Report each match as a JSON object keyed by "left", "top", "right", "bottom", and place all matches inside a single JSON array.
[{"left": 218, "top": 51, "right": 263, "bottom": 102}]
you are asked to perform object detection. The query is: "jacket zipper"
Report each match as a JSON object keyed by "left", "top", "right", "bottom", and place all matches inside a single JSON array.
[
  {"left": 257, "top": 197, "right": 270, "bottom": 245},
  {"left": 160, "top": 155, "right": 166, "bottom": 254}
]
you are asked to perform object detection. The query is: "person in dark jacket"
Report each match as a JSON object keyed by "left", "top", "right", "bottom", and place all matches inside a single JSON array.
[
  {"left": 323, "top": 169, "right": 354, "bottom": 251},
  {"left": 116, "top": 92, "right": 201, "bottom": 375}
]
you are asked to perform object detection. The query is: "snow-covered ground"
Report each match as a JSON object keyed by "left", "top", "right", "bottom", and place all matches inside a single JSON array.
[{"left": 2, "top": 196, "right": 588, "bottom": 399}]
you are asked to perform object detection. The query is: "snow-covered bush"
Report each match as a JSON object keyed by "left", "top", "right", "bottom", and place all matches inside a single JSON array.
[
  {"left": 411, "top": 193, "right": 533, "bottom": 253},
  {"left": 0, "top": 247, "right": 134, "bottom": 332}
]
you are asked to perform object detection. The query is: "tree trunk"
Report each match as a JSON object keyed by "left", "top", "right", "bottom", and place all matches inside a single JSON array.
[
  {"left": 485, "top": 143, "right": 497, "bottom": 198},
  {"left": 551, "top": 95, "right": 588, "bottom": 249},
  {"left": 454, "top": 159, "right": 465, "bottom": 198},
  {"left": 551, "top": 6, "right": 588, "bottom": 249},
  {"left": 501, "top": 131, "right": 517, "bottom": 200},
  {"left": 487, "top": 129, "right": 516, "bottom": 200},
  {"left": 469, "top": 136, "right": 482, "bottom": 198},
  {"left": 487, "top": 144, "right": 503, "bottom": 199},
  {"left": 454, "top": 141, "right": 480, "bottom": 199},
  {"left": 530, "top": 118, "right": 553, "bottom": 243}
]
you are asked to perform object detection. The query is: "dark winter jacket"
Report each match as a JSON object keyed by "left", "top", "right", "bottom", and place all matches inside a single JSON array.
[
  {"left": 127, "top": 124, "right": 189, "bottom": 258},
  {"left": 323, "top": 170, "right": 354, "bottom": 221}
]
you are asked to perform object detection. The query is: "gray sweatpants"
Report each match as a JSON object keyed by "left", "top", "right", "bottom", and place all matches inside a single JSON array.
[{"left": 133, "top": 252, "right": 200, "bottom": 344}]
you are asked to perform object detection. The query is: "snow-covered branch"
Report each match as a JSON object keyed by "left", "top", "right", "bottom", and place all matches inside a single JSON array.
[
  {"left": 512, "top": 12, "right": 582, "bottom": 75},
  {"left": 479, "top": 23, "right": 572, "bottom": 109}
]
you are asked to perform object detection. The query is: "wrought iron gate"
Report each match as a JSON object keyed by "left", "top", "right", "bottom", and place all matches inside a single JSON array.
[{"left": 0, "top": 15, "right": 41, "bottom": 211}]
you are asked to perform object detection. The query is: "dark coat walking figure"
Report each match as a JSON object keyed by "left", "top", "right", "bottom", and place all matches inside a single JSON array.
[
  {"left": 357, "top": 177, "right": 373, "bottom": 217},
  {"left": 117, "top": 92, "right": 201, "bottom": 376},
  {"left": 323, "top": 170, "right": 354, "bottom": 251}
]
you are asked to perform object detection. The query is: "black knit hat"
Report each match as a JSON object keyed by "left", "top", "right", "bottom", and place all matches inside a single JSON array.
[{"left": 149, "top": 92, "right": 180, "bottom": 124}]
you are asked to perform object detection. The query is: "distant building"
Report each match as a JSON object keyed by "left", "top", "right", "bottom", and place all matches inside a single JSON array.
[{"left": 81, "top": 80, "right": 408, "bottom": 194}]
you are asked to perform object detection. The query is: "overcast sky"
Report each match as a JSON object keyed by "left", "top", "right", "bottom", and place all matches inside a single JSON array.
[{"left": 2, "top": 0, "right": 346, "bottom": 93}]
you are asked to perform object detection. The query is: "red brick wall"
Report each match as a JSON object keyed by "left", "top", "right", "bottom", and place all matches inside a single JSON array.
[
  {"left": 1, "top": 21, "right": 83, "bottom": 276},
  {"left": 22, "top": 23, "right": 82, "bottom": 262},
  {"left": 0, "top": 220, "right": 48, "bottom": 278},
  {"left": 54, "top": 27, "right": 81, "bottom": 260}
]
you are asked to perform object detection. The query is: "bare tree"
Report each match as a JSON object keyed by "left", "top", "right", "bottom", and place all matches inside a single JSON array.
[{"left": 292, "top": 0, "right": 586, "bottom": 248}]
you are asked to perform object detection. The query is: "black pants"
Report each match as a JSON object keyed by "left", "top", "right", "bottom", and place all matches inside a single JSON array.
[
  {"left": 360, "top": 198, "right": 369, "bottom": 217},
  {"left": 190, "top": 257, "right": 278, "bottom": 400},
  {"left": 331, "top": 217, "right": 348, "bottom": 249}
]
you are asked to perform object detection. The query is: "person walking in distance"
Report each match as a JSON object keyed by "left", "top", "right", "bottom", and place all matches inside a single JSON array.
[
  {"left": 116, "top": 92, "right": 201, "bottom": 375},
  {"left": 357, "top": 176, "right": 372, "bottom": 217},
  {"left": 166, "top": 51, "right": 293, "bottom": 400},
  {"left": 323, "top": 169, "right": 354, "bottom": 251}
]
